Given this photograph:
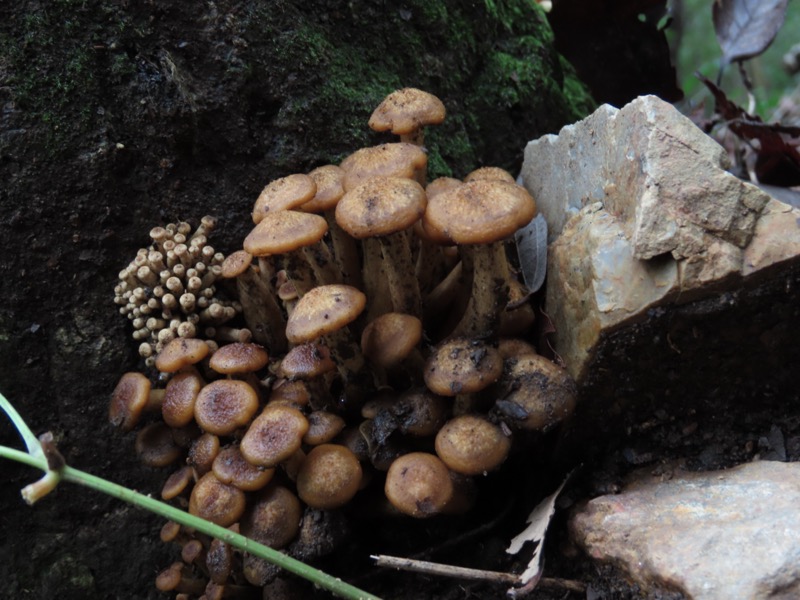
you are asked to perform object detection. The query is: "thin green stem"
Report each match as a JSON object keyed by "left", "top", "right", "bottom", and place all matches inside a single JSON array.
[
  {"left": 0, "top": 391, "right": 43, "bottom": 456},
  {"left": 0, "top": 388, "right": 382, "bottom": 600}
]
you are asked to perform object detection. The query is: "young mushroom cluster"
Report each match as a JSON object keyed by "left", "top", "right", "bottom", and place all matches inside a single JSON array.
[
  {"left": 110, "top": 88, "right": 578, "bottom": 597},
  {"left": 114, "top": 217, "right": 247, "bottom": 366}
]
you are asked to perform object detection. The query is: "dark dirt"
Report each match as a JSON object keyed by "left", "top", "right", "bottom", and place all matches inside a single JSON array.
[{"left": 2, "top": 1, "right": 797, "bottom": 600}]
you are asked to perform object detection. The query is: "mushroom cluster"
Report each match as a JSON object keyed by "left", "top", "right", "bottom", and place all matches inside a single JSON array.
[
  {"left": 114, "top": 217, "right": 246, "bottom": 365},
  {"left": 110, "top": 88, "right": 578, "bottom": 597}
]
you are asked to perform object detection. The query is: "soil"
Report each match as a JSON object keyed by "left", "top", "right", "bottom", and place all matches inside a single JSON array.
[{"left": 2, "top": 2, "right": 797, "bottom": 600}]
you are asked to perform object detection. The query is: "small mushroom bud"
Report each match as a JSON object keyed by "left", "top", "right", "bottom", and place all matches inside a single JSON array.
[
  {"left": 434, "top": 415, "right": 511, "bottom": 475},
  {"left": 296, "top": 444, "right": 363, "bottom": 510},
  {"left": 384, "top": 452, "right": 454, "bottom": 518}
]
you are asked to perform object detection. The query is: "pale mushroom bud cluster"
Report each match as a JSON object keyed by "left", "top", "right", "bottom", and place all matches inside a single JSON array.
[
  {"left": 109, "top": 88, "right": 579, "bottom": 597},
  {"left": 114, "top": 216, "right": 246, "bottom": 366}
]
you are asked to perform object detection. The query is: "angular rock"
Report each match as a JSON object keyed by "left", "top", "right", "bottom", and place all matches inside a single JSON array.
[
  {"left": 519, "top": 95, "right": 800, "bottom": 383},
  {"left": 570, "top": 461, "right": 800, "bottom": 599}
]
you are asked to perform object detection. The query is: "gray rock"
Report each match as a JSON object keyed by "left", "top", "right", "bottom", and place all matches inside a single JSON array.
[
  {"left": 570, "top": 461, "right": 800, "bottom": 600},
  {"left": 519, "top": 95, "right": 800, "bottom": 382}
]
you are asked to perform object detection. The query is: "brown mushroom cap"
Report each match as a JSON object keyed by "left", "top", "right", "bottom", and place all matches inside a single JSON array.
[
  {"left": 189, "top": 471, "right": 247, "bottom": 527},
  {"left": 267, "top": 379, "right": 311, "bottom": 409},
  {"left": 240, "top": 485, "right": 302, "bottom": 550},
  {"left": 361, "top": 312, "right": 423, "bottom": 367},
  {"left": 194, "top": 380, "right": 260, "bottom": 436},
  {"left": 206, "top": 536, "right": 234, "bottom": 585},
  {"left": 499, "top": 354, "right": 577, "bottom": 431},
  {"left": 335, "top": 176, "right": 427, "bottom": 239},
  {"left": 423, "top": 337, "right": 504, "bottom": 396},
  {"left": 463, "top": 166, "right": 516, "bottom": 184},
  {"left": 155, "top": 338, "right": 210, "bottom": 373},
  {"left": 368, "top": 88, "right": 446, "bottom": 135},
  {"left": 244, "top": 210, "right": 329, "bottom": 257},
  {"left": 384, "top": 452, "right": 454, "bottom": 518},
  {"left": 496, "top": 338, "right": 539, "bottom": 360},
  {"left": 296, "top": 444, "right": 363, "bottom": 509},
  {"left": 426, "top": 176, "right": 463, "bottom": 199},
  {"left": 188, "top": 432, "right": 221, "bottom": 476},
  {"left": 109, "top": 371, "right": 158, "bottom": 431},
  {"left": 220, "top": 250, "right": 253, "bottom": 279},
  {"left": 161, "top": 465, "right": 194, "bottom": 500},
  {"left": 395, "top": 388, "right": 450, "bottom": 437},
  {"left": 300, "top": 164, "right": 346, "bottom": 213},
  {"left": 423, "top": 179, "right": 536, "bottom": 245},
  {"left": 434, "top": 415, "right": 511, "bottom": 475},
  {"left": 135, "top": 422, "right": 183, "bottom": 467},
  {"left": 285, "top": 284, "right": 366, "bottom": 345},
  {"left": 339, "top": 143, "right": 428, "bottom": 191},
  {"left": 240, "top": 404, "right": 309, "bottom": 467},
  {"left": 162, "top": 371, "right": 204, "bottom": 428},
  {"left": 208, "top": 342, "right": 269, "bottom": 374},
  {"left": 302, "top": 411, "right": 347, "bottom": 445},
  {"left": 212, "top": 444, "right": 275, "bottom": 492},
  {"left": 279, "top": 343, "right": 336, "bottom": 380},
  {"left": 252, "top": 173, "right": 317, "bottom": 224}
]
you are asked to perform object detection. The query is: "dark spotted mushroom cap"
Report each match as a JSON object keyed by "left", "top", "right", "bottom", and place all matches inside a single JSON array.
[
  {"left": 368, "top": 88, "right": 446, "bottom": 135},
  {"left": 285, "top": 284, "right": 366, "bottom": 345}
]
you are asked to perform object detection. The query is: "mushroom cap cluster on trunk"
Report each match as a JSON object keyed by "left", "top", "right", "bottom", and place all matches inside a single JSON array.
[{"left": 109, "top": 87, "right": 577, "bottom": 597}]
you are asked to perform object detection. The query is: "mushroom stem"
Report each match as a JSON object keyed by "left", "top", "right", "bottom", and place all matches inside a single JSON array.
[
  {"left": 361, "top": 238, "right": 393, "bottom": 324},
  {"left": 234, "top": 268, "right": 287, "bottom": 352},
  {"left": 323, "top": 328, "right": 373, "bottom": 409},
  {"left": 452, "top": 242, "right": 510, "bottom": 339},
  {"left": 300, "top": 241, "right": 340, "bottom": 286},
  {"left": 378, "top": 230, "right": 422, "bottom": 318},
  {"left": 324, "top": 212, "right": 363, "bottom": 290}
]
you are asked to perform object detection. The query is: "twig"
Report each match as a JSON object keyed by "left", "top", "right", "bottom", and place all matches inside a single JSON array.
[{"left": 371, "top": 554, "right": 585, "bottom": 595}]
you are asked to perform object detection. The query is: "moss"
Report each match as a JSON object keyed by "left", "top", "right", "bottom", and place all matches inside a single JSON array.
[{"left": 2, "top": 4, "right": 105, "bottom": 155}]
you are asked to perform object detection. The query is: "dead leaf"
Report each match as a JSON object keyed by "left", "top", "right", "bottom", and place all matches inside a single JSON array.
[
  {"left": 712, "top": 0, "right": 788, "bottom": 66},
  {"left": 698, "top": 73, "right": 800, "bottom": 185},
  {"left": 506, "top": 475, "right": 570, "bottom": 590},
  {"left": 514, "top": 213, "right": 548, "bottom": 294}
]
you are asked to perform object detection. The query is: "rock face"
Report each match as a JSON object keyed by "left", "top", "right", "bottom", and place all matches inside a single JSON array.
[
  {"left": 570, "top": 461, "right": 800, "bottom": 599},
  {"left": 519, "top": 95, "right": 800, "bottom": 383}
]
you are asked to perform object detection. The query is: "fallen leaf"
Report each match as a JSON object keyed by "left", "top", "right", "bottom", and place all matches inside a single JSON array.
[
  {"left": 698, "top": 74, "right": 800, "bottom": 185},
  {"left": 506, "top": 474, "right": 570, "bottom": 589},
  {"left": 514, "top": 213, "right": 548, "bottom": 294},
  {"left": 712, "top": 0, "right": 788, "bottom": 66}
]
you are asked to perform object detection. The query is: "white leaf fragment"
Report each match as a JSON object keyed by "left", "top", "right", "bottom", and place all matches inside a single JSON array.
[
  {"left": 514, "top": 213, "right": 548, "bottom": 293},
  {"left": 506, "top": 475, "right": 569, "bottom": 586}
]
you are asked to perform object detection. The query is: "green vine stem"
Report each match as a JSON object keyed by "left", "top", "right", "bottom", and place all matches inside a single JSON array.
[{"left": 0, "top": 391, "right": 381, "bottom": 600}]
